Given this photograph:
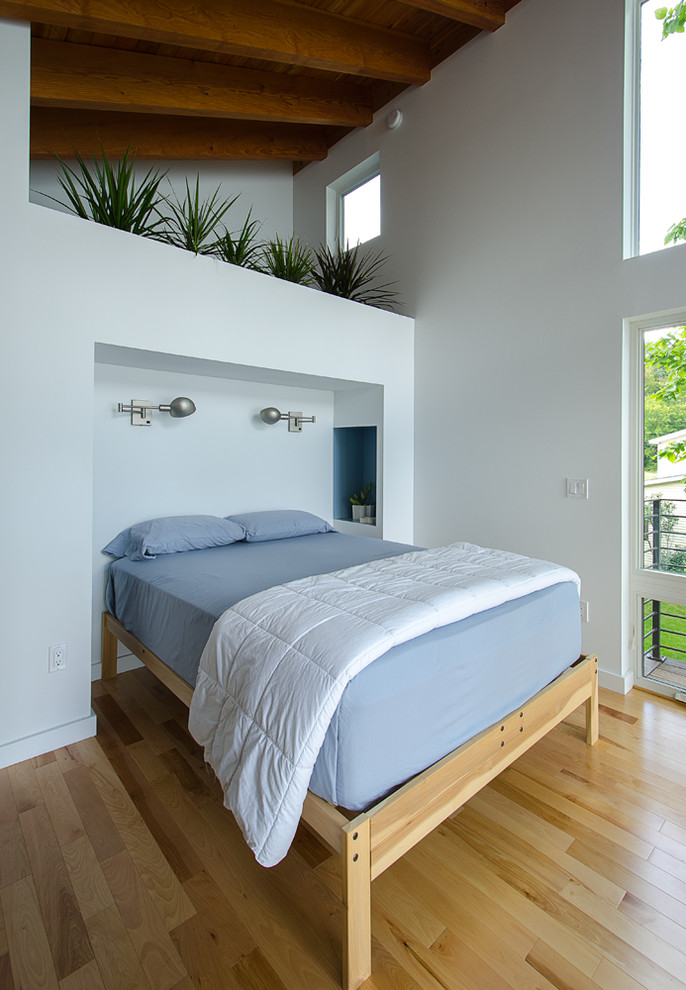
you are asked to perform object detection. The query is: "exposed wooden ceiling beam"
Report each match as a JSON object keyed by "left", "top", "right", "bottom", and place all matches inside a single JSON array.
[
  {"left": 393, "top": 0, "right": 505, "bottom": 30},
  {"left": 31, "top": 39, "right": 373, "bottom": 128},
  {"left": 30, "top": 108, "right": 331, "bottom": 160},
  {"left": 0, "top": 0, "right": 432, "bottom": 84}
]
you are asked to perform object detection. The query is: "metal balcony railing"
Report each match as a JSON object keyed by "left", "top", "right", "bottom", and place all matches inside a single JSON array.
[
  {"left": 643, "top": 497, "right": 686, "bottom": 573},
  {"left": 643, "top": 497, "right": 686, "bottom": 674}
]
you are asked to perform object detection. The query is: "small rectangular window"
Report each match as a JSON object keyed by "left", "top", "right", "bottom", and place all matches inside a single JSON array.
[
  {"left": 342, "top": 174, "right": 380, "bottom": 249},
  {"left": 327, "top": 154, "right": 381, "bottom": 250}
]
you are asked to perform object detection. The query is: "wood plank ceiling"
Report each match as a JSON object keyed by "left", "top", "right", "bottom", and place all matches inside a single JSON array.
[{"left": 0, "top": 0, "right": 523, "bottom": 166}]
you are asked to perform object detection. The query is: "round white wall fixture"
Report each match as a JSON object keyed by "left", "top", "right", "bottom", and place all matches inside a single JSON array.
[{"left": 386, "top": 109, "right": 403, "bottom": 130}]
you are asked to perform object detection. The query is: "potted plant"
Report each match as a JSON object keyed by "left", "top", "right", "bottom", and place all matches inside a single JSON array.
[
  {"left": 349, "top": 482, "right": 375, "bottom": 523},
  {"left": 312, "top": 242, "right": 399, "bottom": 311}
]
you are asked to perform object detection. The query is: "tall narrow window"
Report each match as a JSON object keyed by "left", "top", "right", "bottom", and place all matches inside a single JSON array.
[
  {"left": 627, "top": 0, "right": 686, "bottom": 256},
  {"left": 627, "top": 313, "right": 686, "bottom": 696}
]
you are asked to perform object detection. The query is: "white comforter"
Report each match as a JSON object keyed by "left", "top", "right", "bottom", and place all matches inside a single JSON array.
[{"left": 188, "top": 542, "right": 579, "bottom": 867}]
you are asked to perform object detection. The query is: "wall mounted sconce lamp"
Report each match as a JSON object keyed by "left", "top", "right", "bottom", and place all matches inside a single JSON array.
[
  {"left": 259, "top": 407, "right": 316, "bottom": 433},
  {"left": 117, "top": 396, "right": 196, "bottom": 426}
]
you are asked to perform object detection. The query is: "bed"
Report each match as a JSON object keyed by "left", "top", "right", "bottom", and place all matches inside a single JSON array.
[{"left": 100, "top": 511, "right": 598, "bottom": 990}]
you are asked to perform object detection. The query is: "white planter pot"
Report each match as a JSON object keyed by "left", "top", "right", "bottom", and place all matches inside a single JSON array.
[{"left": 352, "top": 504, "right": 375, "bottom": 523}]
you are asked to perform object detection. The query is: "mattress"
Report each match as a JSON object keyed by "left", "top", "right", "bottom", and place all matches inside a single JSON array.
[{"left": 106, "top": 532, "right": 581, "bottom": 809}]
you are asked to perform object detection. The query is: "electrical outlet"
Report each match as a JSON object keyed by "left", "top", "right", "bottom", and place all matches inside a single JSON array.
[
  {"left": 48, "top": 643, "right": 67, "bottom": 672},
  {"left": 580, "top": 600, "right": 590, "bottom": 623}
]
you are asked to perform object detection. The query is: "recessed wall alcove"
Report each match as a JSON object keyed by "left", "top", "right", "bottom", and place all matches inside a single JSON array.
[{"left": 92, "top": 344, "right": 387, "bottom": 667}]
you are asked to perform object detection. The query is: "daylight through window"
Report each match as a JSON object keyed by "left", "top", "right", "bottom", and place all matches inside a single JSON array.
[
  {"left": 327, "top": 154, "right": 381, "bottom": 251},
  {"left": 633, "top": 0, "right": 686, "bottom": 255},
  {"left": 342, "top": 174, "right": 380, "bottom": 249}
]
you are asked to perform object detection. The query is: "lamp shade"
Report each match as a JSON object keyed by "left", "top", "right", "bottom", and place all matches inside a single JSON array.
[
  {"left": 168, "top": 396, "right": 196, "bottom": 418},
  {"left": 260, "top": 406, "right": 282, "bottom": 425}
]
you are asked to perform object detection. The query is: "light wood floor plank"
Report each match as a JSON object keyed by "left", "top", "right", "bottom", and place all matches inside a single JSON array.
[
  {"left": 467, "top": 789, "right": 626, "bottom": 906},
  {"left": 569, "top": 835, "right": 686, "bottom": 920},
  {"left": 1, "top": 876, "right": 59, "bottom": 990},
  {"left": 592, "top": 955, "right": 656, "bottom": 990},
  {"left": 0, "top": 892, "right": 7, "bottom": 956},
  {"left": 35, "top": 761, "right": 86, "bottom": 848},
  {"left": 409, "top": 826, "right": 604, "bottom": 977},
  {"left": 52, "top": 746, "right": 84, "bottom": 775},
  {"left": 525, "top": 938, "right": 603, "bottom": 990},
  {"left": 100, "top": 847, "right": 188, "bottom": 989},
  {"left": 516, "top": 756, "right": 686, "bottom": 864},
  {"left": 618, "top": 889, "right": 686, "bottom": 952},
  {"left": 661, "top": 817, "right": 686, "bottom": 846},
  {"left": 0, "top": 768, "right": 30, "bottom": 889},
  {"left": 61, "top": 835, "right": 114, "bottom": 921},
  {"left": 8, "top": 759, "right": 44, "bottom": 814},
  {"left": 491, "top": 769, "right": 655, "bottom": 859},
  {"left": 85, "top": 903, "right": 149, "bottom": 990},
  {"left": 89, "top": 719, "right": 206, "bottom": 886},
  {"left": 58, "top": 958, "right": 107, "bottom": 990},
  {"left": 180, "top": 870, "right": 255, "bottom": 966},
  {"left": 425, "top": 926, "right": 557, "bottom": 990},
  {"left": 0, "top": 951, "right": 17, "bottom": 990},
  {"left": 560, "top": 875, "right": 686, "bottom": 988},
  {"left": 62, "top": 765, "right": 125, "bottom": 863},
  {"left": 170, "top": 913, "right": 243, "bottom": 990},
  {"left": 88, "top": 759, "right": 197, "bottom": 931},
  {"left": 19, "top": 803, "right": 93, "bottom": 980},
  {"left": 650, "top": 845, "right": 686, "bottom": 882},
  {"left": 231, "top": 947, "right": 291, "bottom": 990},
  {"left": 101, "top": 675, "right": 182, "bottom": 757},
  {"left": 3, "top": 677, "right": 686, "bottom": 989}
]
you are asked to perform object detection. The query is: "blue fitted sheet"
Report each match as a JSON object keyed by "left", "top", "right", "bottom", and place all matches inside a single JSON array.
[
  {"left": 106, "top": 532, "right": 414, "bottom": 684},
  {"left": 106, "top": 532, "right": 581, "bottom": 809}
]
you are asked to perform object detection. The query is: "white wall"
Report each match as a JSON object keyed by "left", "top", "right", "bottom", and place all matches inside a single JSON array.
[
  {"left": 0, "top": 20, "right": 414, "bottom": 767},
  {"left": 92, "top": 361, "right": 335, "bottom": 664},
  {"left": 294, "top": 0, "right": 686, "bottom": 693},
  {"left": 30, "top": 159, "right": 294, "bottom": 241}
]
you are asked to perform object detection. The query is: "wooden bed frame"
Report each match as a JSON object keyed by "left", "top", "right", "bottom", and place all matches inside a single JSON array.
[{"left": 102, "top": 610, "right": 599, "bottom": 990}]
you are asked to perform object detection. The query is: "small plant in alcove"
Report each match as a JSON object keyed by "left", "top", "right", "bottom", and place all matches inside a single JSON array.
[
  {"left": 257, "top": 234, "right": 315, "bottom": 285},
  {"left": 349, "top": 482, "right": 374, "bottom": 506},
  {"left": 160, "top": 176, "right": 239, "bottom": 255},
  {"left": 349, "top": 482, "right": 375, "bottom": 522},
  {"left": 46, "top": 144, "right": 167, "bottom": 236},
  {"left": 214, "top": 209, "right": 263, "bottom": 268},
  {"left": 313, "top": 243, "right": 399, "bottom": 311}
]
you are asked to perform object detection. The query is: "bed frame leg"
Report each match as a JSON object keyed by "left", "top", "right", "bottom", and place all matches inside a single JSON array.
[
  {"left": 101, "top": 613, "right": 118, "bottom": 680},
  {"left": 342, "top": 818, "right": 371, "bottom": 990},
  {"left": 585, "top": 655, "right": 599, "bottom": 745}
]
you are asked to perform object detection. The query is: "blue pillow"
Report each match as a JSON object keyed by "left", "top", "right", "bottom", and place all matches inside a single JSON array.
[
  {"left": 225, "top": 510, "right": 334, "bottom": 543},
  {"left": 103, "top": 515, "right": 246, "bottom": 561}
]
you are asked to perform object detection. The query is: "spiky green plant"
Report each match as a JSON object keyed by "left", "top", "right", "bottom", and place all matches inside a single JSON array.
[
  {"left": 349, "top": 482, "right": 374, "bottom": 506},
  {"left": 161, "top": 177, "right": 238, "bottom": 255},
  {"left": 312, "top": 243, "right": 399, "bottom": 311},
  {"left": 257, "top": 234, "right": 315, "bottom": 285},
  {"left": 213, "top": 210, "right": 263, "bottom": 268},
  {"left": 47, "top": 145, "right": 167, "bottom": 236}
]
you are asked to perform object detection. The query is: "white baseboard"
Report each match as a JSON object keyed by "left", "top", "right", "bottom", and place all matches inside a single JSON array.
[
  {"left": 91, "top": 652, "right": 143, "bottom": 681},
  {"left": 0, "top": 711, "right": 97, "bottom": 769},
  {"left": 598, "top": 666, "right": 634, "bottom": 695}
]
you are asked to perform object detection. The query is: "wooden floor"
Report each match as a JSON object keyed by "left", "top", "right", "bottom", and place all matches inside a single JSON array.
[{"left": 2, "top": 672, "right": 686, "bottom": 989}]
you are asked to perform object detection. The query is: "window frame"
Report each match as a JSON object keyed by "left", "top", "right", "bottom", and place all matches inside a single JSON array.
[
  {"left": 326, "top": 153, "right": 381, "bottom": 251},
  {"left": 624, "top": 307, "right": 686, "bottom": 697},
  {"left": 623, "top": 0, "right": 642, "bottom": 259},
  {"left": 624, "top": 0, "right": 686, "bottom": 258}
]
